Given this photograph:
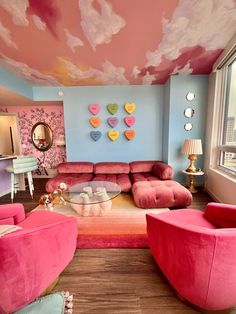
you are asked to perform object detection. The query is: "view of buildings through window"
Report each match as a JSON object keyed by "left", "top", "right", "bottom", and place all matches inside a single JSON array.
[{"left": 222, "top": 58, "right": 236, "bottom": 172}]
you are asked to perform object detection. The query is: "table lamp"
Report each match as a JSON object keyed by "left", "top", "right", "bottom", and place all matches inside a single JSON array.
[{"left": 181, "top": 139, "right": 203, "bottom": 173}]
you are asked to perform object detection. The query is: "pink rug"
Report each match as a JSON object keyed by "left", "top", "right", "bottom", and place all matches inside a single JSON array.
[{"left": 36, "top": 194, "right": 168, "bottom": 248}]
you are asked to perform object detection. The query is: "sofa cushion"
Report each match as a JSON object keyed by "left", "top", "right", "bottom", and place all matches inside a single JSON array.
[
  {"left": 92, "top": 174, "right": 132, "bottom": 192},
  {"left": 130, "top": 160, "right": 156, "bottom": 173},
  {"left": 57, "top": 162, "right": 94, "bottom": 174},
  {"left": 152, "top": 161, "right": 174, "bottom": 180},
  {"left": 94, "top": 162, "right": 130, "bottom": 174},
  {"left": 130, "top": 172, "right": 160, "bottom": 184},
  {"left": 45, "top": 173, "right": 93, "bottom": 192}
]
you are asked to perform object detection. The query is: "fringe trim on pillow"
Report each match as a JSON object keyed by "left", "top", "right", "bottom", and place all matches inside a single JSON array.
[{"left": 63, "top": 291, "right": 73, "bottom": 314}]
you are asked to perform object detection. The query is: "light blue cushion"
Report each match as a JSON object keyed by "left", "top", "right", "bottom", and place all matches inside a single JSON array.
[{"left": 14, "top": 292, "right": 66, "bottom": 314}]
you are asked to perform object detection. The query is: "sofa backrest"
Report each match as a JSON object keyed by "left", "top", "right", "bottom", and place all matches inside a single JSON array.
[
  {"left": 57, "top": 162, "right": 94, "bottom": 174},
  {"left": 129, "top": 161, "right": 156, "bottom": 173},
  {"left": 94, "top": 162, "right": 130, "bottom": 174}
]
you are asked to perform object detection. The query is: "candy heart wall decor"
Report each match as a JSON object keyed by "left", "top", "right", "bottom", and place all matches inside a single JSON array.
[
  {"left": 124, "top": 130, "right": 136, "bottom": 140},
  {"left": 107, "top": 117, "right": 119, "bottom": 128},
  {"left": 124, "top": 102, "right": 136, "bottom": 114},
  {"left": 124, "top": 116, "right": 135, "bottom": 127},
  {"left": 107, "top": 103, "right": 118, "bottom": 115},
  {"left": 88, "top": 104, "right": 100, "bottom": 115},
  {"left": 90, "top": 131, "right": 102, "bottom": 141},
  {"left": 107, "top": 130, "right": 119, "bottom": 141},
  {"left": 89, "top": 117, "right": 101, "bottom": 128}
]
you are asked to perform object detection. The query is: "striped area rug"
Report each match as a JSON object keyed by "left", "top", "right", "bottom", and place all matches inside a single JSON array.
[{"left": 36, "top": 194, "right": 169, "bottom": 248}]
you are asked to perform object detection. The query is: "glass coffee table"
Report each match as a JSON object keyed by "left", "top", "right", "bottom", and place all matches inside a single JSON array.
[{"left": 62, "top": 181, "right": 121, "bottom": 216}]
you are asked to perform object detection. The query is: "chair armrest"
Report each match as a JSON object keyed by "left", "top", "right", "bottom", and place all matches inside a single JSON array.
[
  {"left": 204, "top": 202, "right": 236, "bottom": 228},
  {"left": 0, "top": 203, "right": 25, "bottom": 225},
  {"left": 152, "top": 161, "right": 174, "bottom": 180}
]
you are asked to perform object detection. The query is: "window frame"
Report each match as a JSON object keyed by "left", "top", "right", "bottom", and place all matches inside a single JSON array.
[{"left": 216, "top": 53, "right": 236, "bottom": 177}]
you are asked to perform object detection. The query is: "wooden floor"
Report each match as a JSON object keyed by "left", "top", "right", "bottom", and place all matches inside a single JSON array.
[{"left": 1, "top": 179, "right": 235, "bottom": 314}]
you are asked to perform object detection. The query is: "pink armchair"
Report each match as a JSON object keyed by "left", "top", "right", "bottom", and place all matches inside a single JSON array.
[
  {"left": 146, "top": 203, "right": 236, "bottom": 311},
  {"left": 0, "top": 203, "right": 78, "bottom": 314}
]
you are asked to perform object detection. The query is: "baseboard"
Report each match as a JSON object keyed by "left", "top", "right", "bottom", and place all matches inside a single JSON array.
[{"left": 204, "top": 187, "right": 221, "bottom": 202}]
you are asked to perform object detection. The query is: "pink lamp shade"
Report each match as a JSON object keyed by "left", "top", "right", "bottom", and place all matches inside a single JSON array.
[{"left": 181, "top": 139, "right": 203, "bottom": 155}]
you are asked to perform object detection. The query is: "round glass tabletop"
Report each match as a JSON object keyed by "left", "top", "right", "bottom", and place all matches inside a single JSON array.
[{"left": 62, "top": 181, "right": 121, "bottom": 205}]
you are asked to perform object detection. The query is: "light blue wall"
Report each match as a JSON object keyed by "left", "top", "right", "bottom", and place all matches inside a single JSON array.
[
  {"left": 0, "top": 69, "right": 33, "bottom": 99},
  {"left": 62, "top": 85, "right": 164, "bottom": 162},
  {"left": 162, "top": 79, "right": 170, "bottom": 162},
  {"left": 165, "top": 75, "right": 209, "bottom": 183},
  {"left": 1, "top": 69, "right": 209, "bottom": 183}
]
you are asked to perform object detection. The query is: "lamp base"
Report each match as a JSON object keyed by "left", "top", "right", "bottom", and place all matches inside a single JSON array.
[{"left": 185, "top": 154, "right": 198, "bottom": 173}]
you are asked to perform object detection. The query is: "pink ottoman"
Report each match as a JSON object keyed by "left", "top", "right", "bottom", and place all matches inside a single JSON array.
[{"left": 132, "top": 180, "right": 192, "bottom": 208}]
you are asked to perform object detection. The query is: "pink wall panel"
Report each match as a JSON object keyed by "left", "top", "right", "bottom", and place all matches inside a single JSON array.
[{"left": 0, "top": 105, "right": 66, "bottom": 172}]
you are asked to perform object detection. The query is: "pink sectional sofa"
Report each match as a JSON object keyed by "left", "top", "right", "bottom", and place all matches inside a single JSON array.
[{"left": 46, "top": 161, "right": 192, "bottom": 209}]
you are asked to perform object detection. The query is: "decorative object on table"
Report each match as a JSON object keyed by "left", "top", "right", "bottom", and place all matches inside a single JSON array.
[
  {"left": 124, "top": 116, "right": 136, "bottom": 127},
  {"left": 90, "top": 130, "right": 102, "bottom": 141},
  {"left": 39, "top": 182, "right": 68, "bottom": 210},
  {"left": 70, "top": 187, "right": 112, "bottom": 216},
  {"left": 89, "top": 117, "right": 101, "bottom": 128},
  {"left": 13, "top": 291, "right": 73, "bottom": 314},
  {"left": 181, "top": 138, "right": 203, "bottom": 172},
  {"left": 124, "top": 130, "right": 136, "bottom": 140},
  {"left": 107, "top": 116, "right": 119, "bottom": 128},
  {"left": 124, "top": 102, "right": 136, "bottom": 114},
  {"left": 107, "top": 103, "right": 118, "bottom": 115},
  {"left": 88, "top": 103, "right": 101, "bottom": 115},
  {"left": 107, "top": 130, "right": 120, "bottom": 141}
]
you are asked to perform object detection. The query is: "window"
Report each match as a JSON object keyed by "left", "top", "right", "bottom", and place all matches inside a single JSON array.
[{"left": 218, "top": 57, "right": 236, "bottom": 175}]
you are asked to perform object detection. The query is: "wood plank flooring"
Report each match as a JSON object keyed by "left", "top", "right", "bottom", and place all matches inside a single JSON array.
[{"left": 1, "top": 179, "right": 235, "bottom": 313}]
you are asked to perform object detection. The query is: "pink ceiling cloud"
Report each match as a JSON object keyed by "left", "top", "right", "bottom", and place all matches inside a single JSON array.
[
  {"left": 0, "top": 0, "right": 235, "bottom": 86},
  {"left": 79, "top": 0, "right": 126, "bottom": 50},
  {"left": 28, "top": 0, "right": 61, "bottom": 38},
  {"left": 0, "top": 0, "right": 29, "bottom": 26}
]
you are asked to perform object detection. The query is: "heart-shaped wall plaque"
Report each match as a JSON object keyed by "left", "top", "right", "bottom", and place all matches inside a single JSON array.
[
  {"left": 107, "top": 117, "right": 119, "bottom": 128},
  {"left": 124, "top": 116, "right": 136, "bottom": 127},
  {"left": 124, "top": 102, "right": 136, "bottom": 114},
  {"left": 90, "top": 131, "right": 102, "bottom": 141},
  {"left": 88, "top": 104, "right": 100, "bottom": 115},
  {"left": 107, "top": 130, "right": 119, "bottom": 141},
  {"left": 124, "top": 130, "right": 136, "bottom": 140},
  {"left": 107, "top": 103, "right": 118, "bottom": 115},
  {"left": 89, "top": 117, "right": 101, "bottom": 128}
]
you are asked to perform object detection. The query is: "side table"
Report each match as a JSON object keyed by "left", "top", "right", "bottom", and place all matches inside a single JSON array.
[{"left": 182, "top": 170, "right": 204, "bottom": 194}]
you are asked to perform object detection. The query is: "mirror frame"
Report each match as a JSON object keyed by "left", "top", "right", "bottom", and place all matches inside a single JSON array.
[{"left": 31, "top": 122, "right": 53, "bottom": 152}]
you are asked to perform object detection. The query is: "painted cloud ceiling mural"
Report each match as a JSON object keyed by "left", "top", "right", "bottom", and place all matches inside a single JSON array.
[{"left": 0, "top": 0, "right": 235, "bottom": 86}]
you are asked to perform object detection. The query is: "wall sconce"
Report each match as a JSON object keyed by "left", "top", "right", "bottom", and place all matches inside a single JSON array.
[
  {"left": 55, "top": 134, "right": 66, "bottom": 146},
  {"left": 181, "top": 139, "right": 203, "bottom": 172}
]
